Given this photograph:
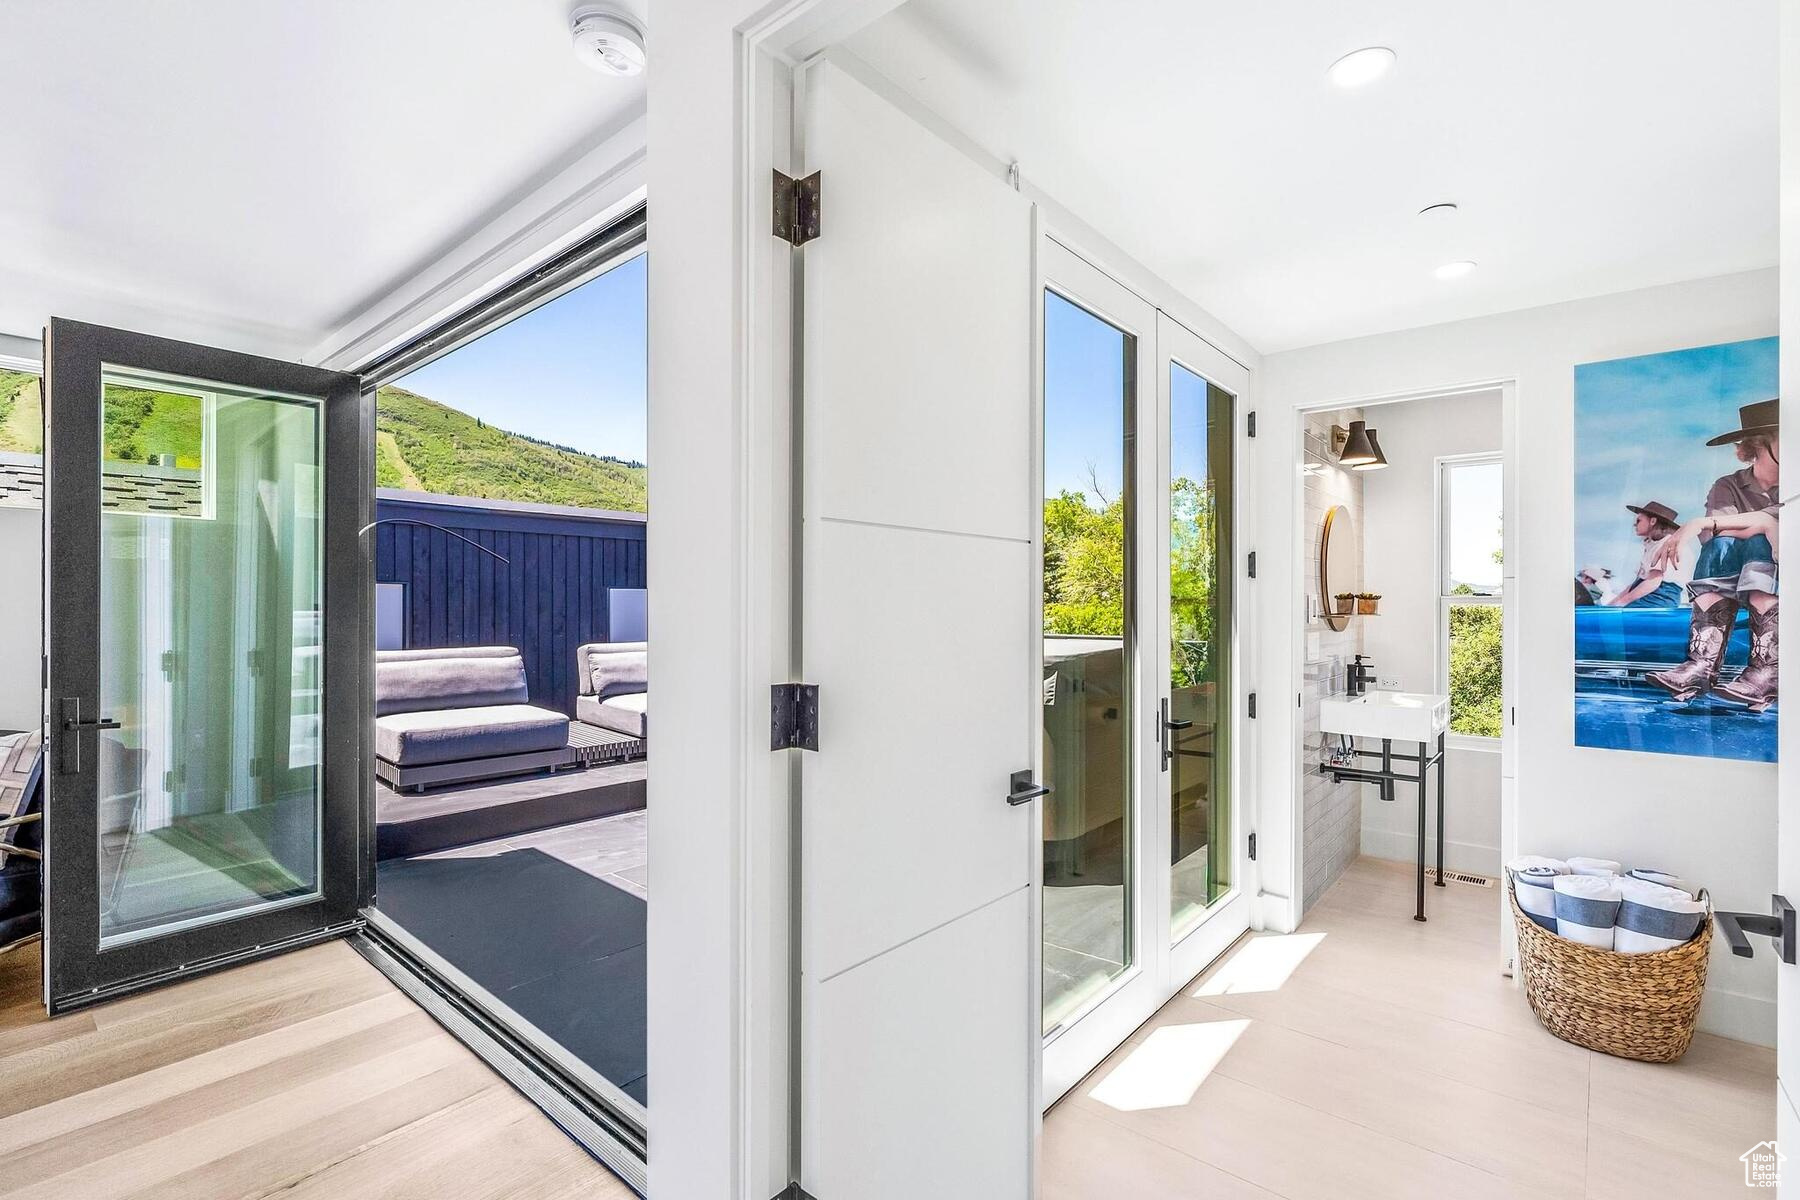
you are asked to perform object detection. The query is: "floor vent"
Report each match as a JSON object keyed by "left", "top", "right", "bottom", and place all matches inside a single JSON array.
[{"left": 1426, "top": 867, "right": 1494, "bottom": 888}]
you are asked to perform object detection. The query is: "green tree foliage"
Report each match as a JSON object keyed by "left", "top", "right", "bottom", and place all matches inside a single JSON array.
[
  {"left": 1042, "top": 476, "right": 1220, "bottom": 686},
  {"left": 1448, "top": 603, "right": 1503, "bottom": 736}
]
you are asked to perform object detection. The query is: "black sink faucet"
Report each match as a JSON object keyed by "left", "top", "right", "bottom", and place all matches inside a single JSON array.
[{"left": 1347, "top": 654, "right": 1375, "bottom": 698}]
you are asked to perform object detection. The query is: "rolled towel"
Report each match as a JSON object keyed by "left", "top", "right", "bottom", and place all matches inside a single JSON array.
[
  {"left": 1566, "top": 856, "right": 1622, "bottom": 877},
  {"left": 1627, "top": 868, "right": 1698, "bottom": 900},
  {"left": 1506, "top": 855, "right": 1571, "bottom": 876},
  {"left": 1553, "top": 874, "right": 1622, "bottom": 948},
  {"left": 1614, "top": 877, "right": 1707, "bottom": 954},
  {"left": 1511, "top": 866, "right": 1562, "bottom": 931}
]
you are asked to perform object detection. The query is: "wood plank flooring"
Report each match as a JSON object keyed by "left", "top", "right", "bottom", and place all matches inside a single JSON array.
[
  {"left": 1042, "top": 856, "right": 1778, "bottom": 1199},
  {"left": 0, "top": 939, "right": 634, "bottom": 1199}
]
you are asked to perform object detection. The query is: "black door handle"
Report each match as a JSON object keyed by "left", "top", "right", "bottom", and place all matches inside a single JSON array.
[
  {"left": 56, "top": 697, "right": 120, "bottom": 773},
  {"left": 1159, "top": 698, "right": 1193, "bottom": 770},
  {"left": 1007, "top": 769, "right": 1050, "bottom": 806},
  {"left": 1715, "top": 895, "right": 1797, "bottom": 963}
]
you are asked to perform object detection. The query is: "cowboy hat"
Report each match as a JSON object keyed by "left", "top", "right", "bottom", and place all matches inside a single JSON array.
[
  {"left": 1625, "top": 500, "right": 1678, "bottom": 527},
  {"left": 1705, "top": 398, "right": 1779, "bottom": 446}
]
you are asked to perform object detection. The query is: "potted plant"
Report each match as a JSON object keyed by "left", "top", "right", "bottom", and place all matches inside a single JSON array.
[
  {"left": 1333, "top": 592, "right": 1355, "bottom": 615},
  {"left": 1355, "top": 592, "right": 1381, "bottom": 615}
]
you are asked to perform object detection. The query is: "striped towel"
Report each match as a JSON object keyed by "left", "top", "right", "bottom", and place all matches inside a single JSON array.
[
  {"left": 1615, "top": 877, "right": 1707, "bottom": 953},
  {"left": 1507, "top": 858, "right": 1568, "bottom": 931},
  {"left": 1554, "top": 874, "right": 1622, "bottom": 948},
  {"left": 1627, "top": 868, "right": 1697, "bottom": 900},
  {"left": 1566, "top": 856, "right": 1622, "bottom": 877}
]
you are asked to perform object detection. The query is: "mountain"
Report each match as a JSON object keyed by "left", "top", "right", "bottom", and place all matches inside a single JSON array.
[
  {"left": 376, "top": 385, "right": 646, "bottom": 512},
  {"left": 0, "top": 370, "right": 648, "bottom": 515}
]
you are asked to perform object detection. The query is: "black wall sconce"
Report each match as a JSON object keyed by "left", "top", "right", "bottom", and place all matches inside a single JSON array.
[{"left": 1331, "top": 420, "right": 1389, "bottom": 471}]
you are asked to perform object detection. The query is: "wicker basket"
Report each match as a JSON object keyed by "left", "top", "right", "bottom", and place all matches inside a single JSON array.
[{"left": 1508, "top": 879, "right": 1710, "bottom": 1062}]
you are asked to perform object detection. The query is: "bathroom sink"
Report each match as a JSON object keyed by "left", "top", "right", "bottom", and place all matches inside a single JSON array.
[{"left": 1319, "top": 691, "right": 1450, "bottom": 743}]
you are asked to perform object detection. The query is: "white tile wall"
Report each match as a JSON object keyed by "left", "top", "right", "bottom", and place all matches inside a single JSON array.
[{"left": 1300, "top": 409, "right": 1365, "bottom": 910}]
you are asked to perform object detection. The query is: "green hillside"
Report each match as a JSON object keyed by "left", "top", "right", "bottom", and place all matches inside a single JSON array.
[
  {"left": 0, "top": 369, "right": 203, "bottom": 467},
  {"left": 0, "top": 370, "right": 645, "bottom": 513},
  {"left": 376, "top": 385, "right": 646, "bottom": 512}
]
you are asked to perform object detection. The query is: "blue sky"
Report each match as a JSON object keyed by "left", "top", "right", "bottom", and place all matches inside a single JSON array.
[
  {"left": 1044, "top": 291, "right": 1128, "bottom": 501},
  {"left": 396, "top": 253, "right": 648, "bottom": 463},
  {"left": 1574, "top": 336, "right": 1778, "bottom": 575}
]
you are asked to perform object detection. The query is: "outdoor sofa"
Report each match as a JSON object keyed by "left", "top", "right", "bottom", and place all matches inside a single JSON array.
[
  {"left": 374, "top": 646, "right": 576, "bottom": 792},
  {"left": 575, "top": 641, "right": 647, "bottom": 744}
]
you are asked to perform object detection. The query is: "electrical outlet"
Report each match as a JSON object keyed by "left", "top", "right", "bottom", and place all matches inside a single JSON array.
[{"left": 1379, "top": 676, "right": 1402, "bottom": 690}]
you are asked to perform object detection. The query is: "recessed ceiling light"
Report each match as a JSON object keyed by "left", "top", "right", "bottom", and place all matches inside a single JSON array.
[
  {"left": 571, "top": 6, "right": 647, "bottom": 76},
  {"left": 1434, "top": 260, "right": 1478, "bottom": 280},
  {"left": 1327, "top": 46, "right": 1396, "bottom": 89}
]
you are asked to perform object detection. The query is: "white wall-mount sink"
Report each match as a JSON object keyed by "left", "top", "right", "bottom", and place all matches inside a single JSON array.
[{"left": 1319, "top": 691, "right": 1450, "bottom": 744}]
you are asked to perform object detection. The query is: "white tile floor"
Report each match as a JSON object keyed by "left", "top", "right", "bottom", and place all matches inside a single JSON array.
[{"left": 1042, "top": 856, "right": 1776, "bottom": 1199}]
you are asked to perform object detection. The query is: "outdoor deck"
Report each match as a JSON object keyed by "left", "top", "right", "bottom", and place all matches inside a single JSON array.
[{"left": 375, "top": 758, "right": 646, "bottom": 860}]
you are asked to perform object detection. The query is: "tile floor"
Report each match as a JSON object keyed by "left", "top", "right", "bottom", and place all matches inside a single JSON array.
[{"left": 1042, "top": 856, "right": 1777, "bottom": 1199}]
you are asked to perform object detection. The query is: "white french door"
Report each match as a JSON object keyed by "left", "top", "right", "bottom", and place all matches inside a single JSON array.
[{"left": 1039, "top": 245, "right": 1251, "bottom": 1105}]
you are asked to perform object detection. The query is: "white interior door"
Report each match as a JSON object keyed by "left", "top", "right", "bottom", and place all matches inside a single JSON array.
[{"left": 798, "top": 57, "right": 1038, "bottom": 1199}]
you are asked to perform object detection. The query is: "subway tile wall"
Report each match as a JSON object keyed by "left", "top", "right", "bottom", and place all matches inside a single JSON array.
[{"left": 1301, "top": 410, "right": 1365, "bottom": 911}]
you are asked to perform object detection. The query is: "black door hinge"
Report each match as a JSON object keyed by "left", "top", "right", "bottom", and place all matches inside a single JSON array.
[
  {"left": 1248, "top": 831, "right": 1257, "bottom": 861},
  {"left": 1247, "top": 410, "right": 1257, "bottom": 438},
  {"left": 1247, "top": 550, "right": 1257, "bottom": 579},
  {"left": 1248, "top": 692, "right": 1257, "bottom": 719},
  {"left": 771, "top": 683, "right": 820, "bottom": 751},
  {"left": 773, "top": 170, "right": 822, "bottom": 247}
]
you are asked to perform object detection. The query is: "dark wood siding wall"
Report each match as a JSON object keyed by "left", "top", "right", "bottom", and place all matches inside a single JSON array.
[{"left": 373, "top": 493, "right": 647, "bottom": 717}]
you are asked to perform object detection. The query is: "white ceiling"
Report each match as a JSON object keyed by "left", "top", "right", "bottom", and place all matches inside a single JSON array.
[
  {"left": 0, "top": 0, "right": 646, "bottom": 360},
  {"left": 846, "top": 0, "right": 1779, "bottom": 354}
]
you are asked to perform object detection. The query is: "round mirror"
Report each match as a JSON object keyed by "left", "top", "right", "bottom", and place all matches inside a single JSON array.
[{"left": 1319, "top": 504, "right": 1359, "bottom": 632}]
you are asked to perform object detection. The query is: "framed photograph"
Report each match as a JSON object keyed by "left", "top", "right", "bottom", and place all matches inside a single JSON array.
[{"left": 1573, "top": 336, "right": 1779, "bottom": 762}]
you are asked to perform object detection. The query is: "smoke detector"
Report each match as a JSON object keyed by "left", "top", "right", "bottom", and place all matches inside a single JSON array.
[{"left": 571, "top": 6, "right": 646, "bottom": 76}]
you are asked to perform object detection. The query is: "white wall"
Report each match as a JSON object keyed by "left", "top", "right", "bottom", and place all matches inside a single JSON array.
[
  {"left": 1359, "top": 389, "right": 1504, "bottom": 877},
  {"left": 1261, "top": 268, "right": 1779, "bottom": 1044},
  {"left": 0, "top": 506, "right": 40, "bottom": 732}
]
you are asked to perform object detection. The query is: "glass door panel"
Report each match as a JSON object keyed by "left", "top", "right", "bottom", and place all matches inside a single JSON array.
[
  {"left": 97, "top": 369, "right": 324, "bottom": 946},
  {"left": 45, "top": 318, "right": 366, "bottom": 1013},
  {"left": 1041, "top": 289, "right": 1135, "bottom": 1034},
  {"left": 1168, "top": 363, "right": 1234, "bottom": 940}
]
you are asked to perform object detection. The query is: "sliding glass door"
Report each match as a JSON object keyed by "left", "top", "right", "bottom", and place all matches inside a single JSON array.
[{"left": 1039, "top": 249, "right": 1248, "bottom": 1103}]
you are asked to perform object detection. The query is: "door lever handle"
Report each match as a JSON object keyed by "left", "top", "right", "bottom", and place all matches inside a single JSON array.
[
  {"left": 61, "top": 716, "right": 122, "bottom": 731},
  {"left": 1714, "top": 895, "right": 1797, "bottom": 964},
  {"left": 1006, "top": 769, "right": 1050, "bottom": 806},
  {"left": 56, "top": 697, "right": 120, "bottom": 774}
]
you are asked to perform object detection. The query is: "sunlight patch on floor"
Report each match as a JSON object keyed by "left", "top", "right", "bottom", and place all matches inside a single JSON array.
[
  {"left": 1193, "top": 932, "right": 1325, "bottom": 996},
  {"left": 1088, "top": 1019, "right": 1250, "bottom": 1112}
]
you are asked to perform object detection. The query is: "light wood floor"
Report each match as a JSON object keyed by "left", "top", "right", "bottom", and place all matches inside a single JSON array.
[
  {"left": 0, "top": 938, "right": 634, "bottom": 1199},
  {"left": 1042, "top": 856, "right": 1777, "bottom": 1199}
]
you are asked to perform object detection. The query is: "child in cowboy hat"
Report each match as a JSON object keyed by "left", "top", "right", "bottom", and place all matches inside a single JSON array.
[
  {"left": 1606, "top": 500, "right": 1686, "bottom": 607},
  {"left": 1647, "top": 398, "right": 1780, "bottom": 710}
]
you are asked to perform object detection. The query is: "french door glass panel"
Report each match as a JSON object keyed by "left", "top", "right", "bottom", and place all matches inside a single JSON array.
[
  {"left": 1041, "top": 289, "right": 1135, "bottom": 1035},
  {"left": 98, "top": 369, "right": 324, "bottom": 946},
  {"left": 1168, "top": 363, "right": 1234, "bottom": 939}
]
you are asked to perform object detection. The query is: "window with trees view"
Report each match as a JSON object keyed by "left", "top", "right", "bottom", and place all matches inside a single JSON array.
[{"left": 1440, "top": 455, "right": 1503, "bottom": 739}]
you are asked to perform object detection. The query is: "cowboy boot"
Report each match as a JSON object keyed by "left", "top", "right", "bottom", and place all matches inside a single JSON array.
[
  {"left": 1716, "top": 601, "right": 1778, "bottom": 712},
  {"left": 1647, "top": 598, "right": 1739, "bottom": 702}
]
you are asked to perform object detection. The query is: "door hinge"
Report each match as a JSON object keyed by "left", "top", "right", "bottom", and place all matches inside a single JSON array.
[
  {"left": 772, "top": 1185, "right": 818, "bottom": 1200},
  {"left": 1248, "top": 692, "right": 1257, "bottom": 719},
  {"left": 771, "top": 683, "right": 820, "bottom": 751},
  {"left": 1248, "top": 831, "right": 1257, "bottom": 861},
  {"left": 1247, "top": 550, "right": 1257, "bottom": 579},
  {"left": 773, "top": 170, "right": 822, "bottom": 247},
  {"left": 1247, "top": 410, "right": 1257, "bottom": 438}
]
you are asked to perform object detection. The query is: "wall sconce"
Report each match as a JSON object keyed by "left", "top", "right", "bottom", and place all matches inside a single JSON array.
[{"left": 1331, "top": 420, "right": 1389, "bottom": 471}]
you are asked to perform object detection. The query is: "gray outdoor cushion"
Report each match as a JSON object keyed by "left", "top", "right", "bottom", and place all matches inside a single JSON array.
[
  {"left": 584, "top": 646, "right": 648, "bottom": 700},
  {"left": 376, "top": 648, "right": 530, "bottom": 717},
  {"left": 375, "top": 704, "right": 569, "bottom": 767},
  {"left": 577, "top": 692, "right": 646, "bottom": 738},
  {"left": 578, "top": 641, "right": 648, "bottom": 696}
]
